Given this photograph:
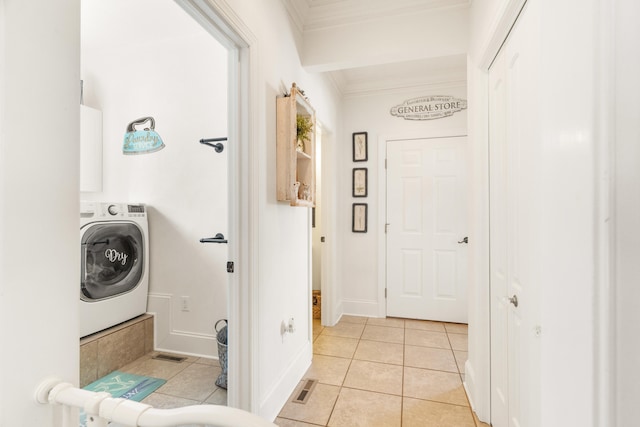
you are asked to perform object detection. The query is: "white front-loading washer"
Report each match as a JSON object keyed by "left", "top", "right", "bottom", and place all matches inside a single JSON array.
[{"left": 80, "top": 201, "right": 149, "bottom": 337}]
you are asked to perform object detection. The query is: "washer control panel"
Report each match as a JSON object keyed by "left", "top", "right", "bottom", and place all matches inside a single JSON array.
[{"left": 81, "top": 202, "right": 146, "bottom": 219}]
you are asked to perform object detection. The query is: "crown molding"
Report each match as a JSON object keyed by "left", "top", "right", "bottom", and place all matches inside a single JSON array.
[
  {"left": 303, "top": 0, "right": 470, "bottom": 32},
  {"left": 341, "top": 76, "right": 467, "bottom": 98}
]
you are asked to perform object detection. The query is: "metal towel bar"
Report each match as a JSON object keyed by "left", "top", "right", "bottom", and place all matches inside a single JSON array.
[{"left": 200, "top": 137, "right": 227, "bottom": 153}]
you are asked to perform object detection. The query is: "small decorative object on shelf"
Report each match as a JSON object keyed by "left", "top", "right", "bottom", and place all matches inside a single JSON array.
[
  {"left": 276, "top": 83, "right": 316, "bottom": 207},
  {"left": 301, "top": 183, "right": 311, "bottom": 201},
  {"left": 296, "top": 115, "right": 313, "bottom": 153},
  {"left": 293, "top": 181, "right": 301, "bottom": 199}
]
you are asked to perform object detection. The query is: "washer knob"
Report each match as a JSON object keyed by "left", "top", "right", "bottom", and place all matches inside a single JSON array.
[{"left": 107, "top": 204, "right": 118, "bottom": 216}]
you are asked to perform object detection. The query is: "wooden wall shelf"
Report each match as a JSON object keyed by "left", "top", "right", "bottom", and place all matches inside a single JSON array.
[{"left": 276, "top": 83, "right": 316, "bottom": 207}]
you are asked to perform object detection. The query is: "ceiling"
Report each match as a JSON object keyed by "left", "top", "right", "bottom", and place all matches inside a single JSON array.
[
  {"left": 285, "top": 0, "right": 470, "bottom": 32},
  {"left": 331, "top": 54, "right": 467, "bottom": 96},
  {"left": 281, "top": 0, "right": 470, "bottom": 95},
  {"left": 83, "top": 0, "right": 469, "bottom": 96}
]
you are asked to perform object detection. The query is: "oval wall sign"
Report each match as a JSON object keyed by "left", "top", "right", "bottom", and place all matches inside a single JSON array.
[{"left": 390, "top": 95, "right": 467, "bottom": 120}]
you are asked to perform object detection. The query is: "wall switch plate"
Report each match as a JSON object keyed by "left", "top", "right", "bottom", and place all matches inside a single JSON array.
[{"left": 180, "top": 296, "right": 190, "bottom": 312}]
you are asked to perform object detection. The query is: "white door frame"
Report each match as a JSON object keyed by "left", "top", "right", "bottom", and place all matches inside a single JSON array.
[
  {"left": 377, "top": 130, "right": 468, "bottom": 319},
  {"left": 176, "top": 0, "right": 259, "bottom": 413},
  {"left": 318, "top": 124, "right": 339, "bottom": 326},
  {"left": 467, "top": 1, "right": 528, "bottom": 419}
]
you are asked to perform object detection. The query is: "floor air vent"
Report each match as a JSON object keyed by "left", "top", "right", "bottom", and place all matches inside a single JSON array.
[
  {"left": 152, "top": 353, "right": 187, "bottom": 363},
  {"left": 293, "top": 379, "right": 318, "bottom": 404}
]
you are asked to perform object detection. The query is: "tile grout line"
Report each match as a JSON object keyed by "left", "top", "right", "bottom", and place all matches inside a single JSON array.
[
  {"left": 311, "top": 317, "right": 472, "bottom": 426},
  {"left": 336, "top": 317, "right": 365, "bottom": 426},
  {"left": 322, "top": 316, "right": 365, "bottom": 426}
]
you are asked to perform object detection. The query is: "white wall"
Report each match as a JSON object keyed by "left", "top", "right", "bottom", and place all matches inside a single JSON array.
[
  {"left": 81, "top": 0, "right": 229, "bottom": 357},
  {"left": 219, "top": 0, "right": 343, "bottom": 419},
  {"left": 0, "top": 0, "right": 80, "bottom": 425},
  {"left": 537, "top": 1, "right": 601, "bottom": 423},
  {"left": 615, "top": 0, "right": 640, "bottom": 424},
  {"left": 339, "top": 84, "right": 467, "bottom": 318}
]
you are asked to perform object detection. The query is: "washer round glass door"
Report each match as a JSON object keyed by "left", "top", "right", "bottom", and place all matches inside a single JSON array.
[{"left": 81, "top": 222, "right": 144, "bottom": 301}]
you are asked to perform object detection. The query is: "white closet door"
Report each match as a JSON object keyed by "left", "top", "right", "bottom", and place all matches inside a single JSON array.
[
  {"left": 489, "top": 0, "right": 541, "bottom": 426},
  {"left": 490, "top": 44, "right": 510, "bottom": 427},
  {"left": 386, "top": 137, "right": 468, "bottom": 323}
]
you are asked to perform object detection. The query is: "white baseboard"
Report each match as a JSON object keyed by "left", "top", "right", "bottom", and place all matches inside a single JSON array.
[
  {"left": 341, "top": 299, "right": 381, "bottom": 318},
  {"left": 463, "top": 360, "right": 490, "bottom": 424},
  {"left": 463, "top": 360, "right": 476, "bottom": 410},
  {"left": 148, "top": 293, "right": 217, "bottom": 358},
  {"left": 328, "top": 300, "right": 344, "bottom": 326},
  {"left": 154, "top": 330, "right": 217, "bottom": 358},
  {"left": 259, "top": 341, "right": 312, "bottom": 421}
]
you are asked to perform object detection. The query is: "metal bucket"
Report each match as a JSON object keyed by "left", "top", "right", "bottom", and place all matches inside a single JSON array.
[{"left": 215, "top": 319, "right": 228, "bottom": 389}]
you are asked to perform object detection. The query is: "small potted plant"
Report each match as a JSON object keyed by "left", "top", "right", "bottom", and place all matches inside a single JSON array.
[{"left": 296, "top": 114, "right": 313, "bottom": 152}]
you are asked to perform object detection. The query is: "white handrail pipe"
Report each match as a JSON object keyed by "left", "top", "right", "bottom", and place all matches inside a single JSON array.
[{"left": 35, "top": 378, "right": 277, "bottom": 427}]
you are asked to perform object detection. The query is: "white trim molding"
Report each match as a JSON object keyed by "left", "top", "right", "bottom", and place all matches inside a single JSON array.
[
  {"left": 176, "top": 0, "right": 260, "bottom": 414},
  {"left": 147, "top": 293, "right": 218, "bottom": 358},
  {"left": 295, "top": 0, "right": 470, "bottom": 32},
  {"left": 478, "top": 0, "right": 527, "bottom": 70},
  {"left": 342, "top": 299, "right": 382, "bottom": 318},
  {"left": 258, "top": 341, "right": 312, "bottom": 421}
]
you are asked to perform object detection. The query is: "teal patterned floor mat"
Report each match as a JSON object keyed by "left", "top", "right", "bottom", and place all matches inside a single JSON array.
[{"left": 80, "top": 371, "right": 166, "bottom": 426}]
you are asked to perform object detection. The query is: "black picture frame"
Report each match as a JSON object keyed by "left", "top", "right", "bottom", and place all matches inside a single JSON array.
[
  {"left": 352, "top": 203, "right": 368, "bottom": 233},
  {"left": 352, "top": 168, "right": 368, "bottom": 197},
  {"left": 352, "top": 132, "right": 368, "bottom": 162}
]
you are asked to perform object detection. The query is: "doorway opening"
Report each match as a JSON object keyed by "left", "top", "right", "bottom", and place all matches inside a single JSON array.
[
  {"left": 80, "top": 0, "right": 256, "bottom": 411},
  {"left": 312, "top": 126, "right": 323, "bottom": 324},
  {"left": 313, "top": 123, "right": 337, "bottom": 327}
]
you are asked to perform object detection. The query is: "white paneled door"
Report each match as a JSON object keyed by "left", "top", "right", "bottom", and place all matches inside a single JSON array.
[
  {"left": 386, "top": 137, "right": 468, "bottom": 323},
  {"left": 489, "top": 1, "right": 540, "bottom": 426},
  {"left": 489, "top": 44, "right": 510, "bottom": 427}
]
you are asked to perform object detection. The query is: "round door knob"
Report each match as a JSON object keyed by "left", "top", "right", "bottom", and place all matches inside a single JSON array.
[{"left": 508, "top": 295, "right": 519, "bottom": 307}]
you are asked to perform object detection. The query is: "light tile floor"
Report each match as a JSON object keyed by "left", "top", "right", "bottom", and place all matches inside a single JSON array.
[
  {"left": 276, "top": 316, "right": 490, "bottom": 427},
  {"left": 117, "top": 352, "right": 228, "bottom": 408},
  {"left": 115, "top": 316, "right": 490, "bottom": 427}
]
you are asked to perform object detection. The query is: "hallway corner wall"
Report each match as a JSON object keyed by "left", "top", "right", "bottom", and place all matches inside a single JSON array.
[
  {"left": 222, "top": 0, "right": 343, "bottom": 419},
  {"left": 614, "top": 0, "right": 640, "bottom": 423},
  {"left": 0, "top": 1, "right": 80, "bottom": 425},
  {"left": 338, "top": 84, "right": 468, "bottom": 319}
]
